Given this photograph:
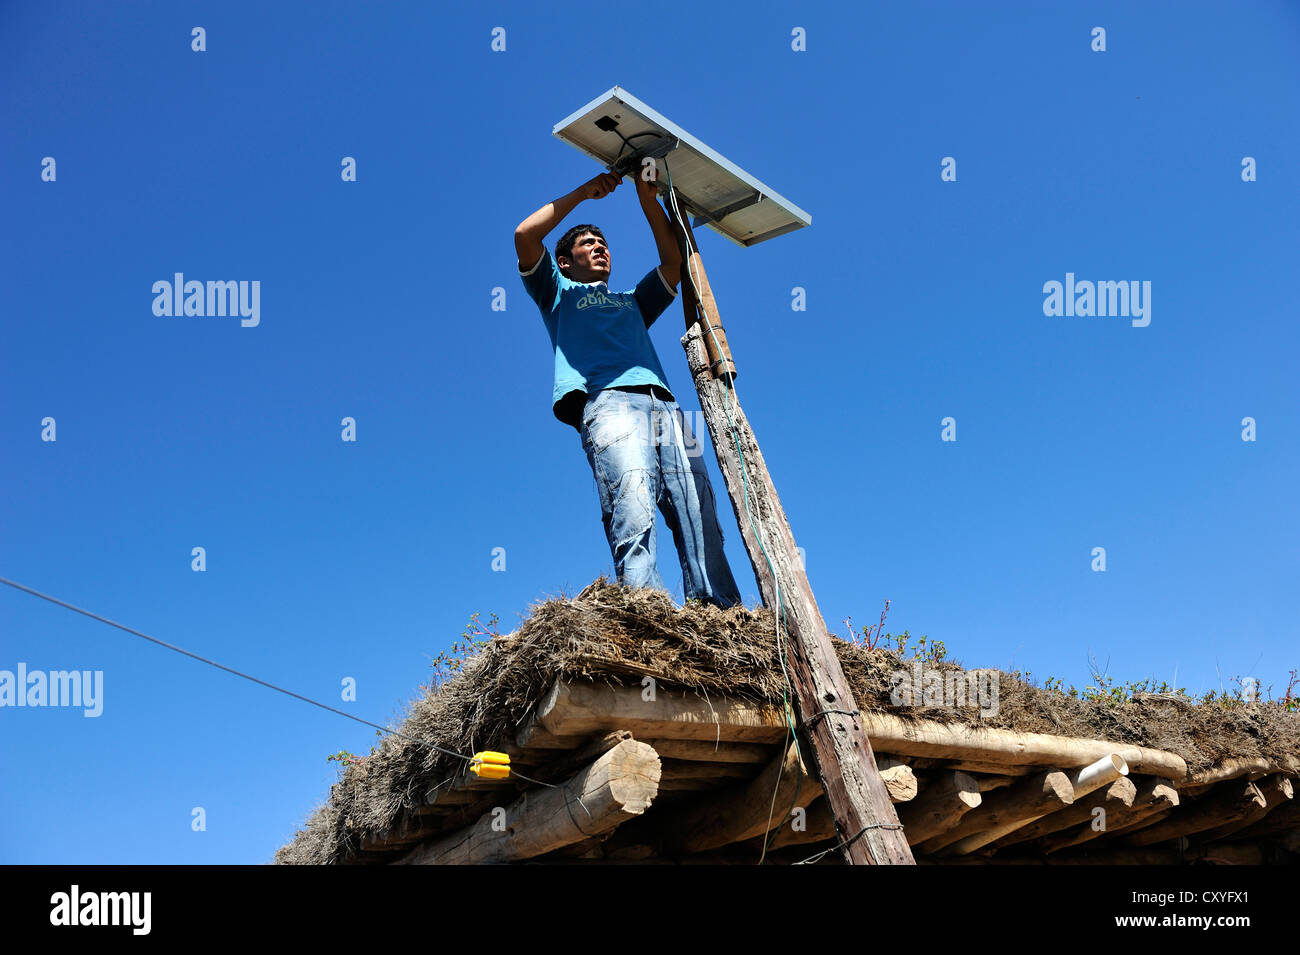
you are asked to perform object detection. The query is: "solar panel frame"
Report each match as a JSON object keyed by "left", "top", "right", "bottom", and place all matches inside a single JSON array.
[{"left": 552, "top": 86, "right": 811, "bottom": 248}]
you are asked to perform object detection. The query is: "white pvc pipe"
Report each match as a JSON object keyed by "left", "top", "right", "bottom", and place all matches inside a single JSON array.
[{"left": 1071, "top": 753, "right": 1129, "bottom": 801}]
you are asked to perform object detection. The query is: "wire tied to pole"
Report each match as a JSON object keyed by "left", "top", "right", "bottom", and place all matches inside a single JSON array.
[
  {"left": 794, "top": 820, "right": 906, "bottom": 865},
  {"left": 804, "top": 707, "right": 861, "bottom": 727}
]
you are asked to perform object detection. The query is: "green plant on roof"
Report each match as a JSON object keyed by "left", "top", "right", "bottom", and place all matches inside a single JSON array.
[
  {"left": 430, "top": 611, "right": 501, "bottom": 691},
  {"left": 842, "top": 601, "right": 945, "bottom": 664}
]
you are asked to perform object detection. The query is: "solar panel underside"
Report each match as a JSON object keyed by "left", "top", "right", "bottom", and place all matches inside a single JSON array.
[{"left": 552, "top": 86, "right": 811, "bottom": 248}]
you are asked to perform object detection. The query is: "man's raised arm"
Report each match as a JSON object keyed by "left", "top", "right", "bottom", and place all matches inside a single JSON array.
[
  {"left": 514, "top": 173, "right": 621, "bottom": 270},
  {"left": 635, "top": 174, "right": 683, "bottom": 290}
]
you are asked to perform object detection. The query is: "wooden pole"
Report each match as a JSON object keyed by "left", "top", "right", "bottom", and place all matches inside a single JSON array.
[
  {"left": 663, "top": 191, "right": 913, "bottom": 866},
  {"left": 673, "top": 209, "right": 735, "bottom": 378}
]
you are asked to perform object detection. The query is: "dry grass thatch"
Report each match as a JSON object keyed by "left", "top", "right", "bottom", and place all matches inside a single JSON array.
[{"left": 274, "top": 577, "right": 1299, "bottom": 864}]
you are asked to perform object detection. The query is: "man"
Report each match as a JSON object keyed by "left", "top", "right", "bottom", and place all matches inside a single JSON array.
[{"left": 514, "top": 170, "right": 742, "bottom": 608}]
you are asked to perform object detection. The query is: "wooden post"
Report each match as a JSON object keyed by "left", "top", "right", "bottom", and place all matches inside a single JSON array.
[
  {"left": 663, "top": 191, "right": 914, "bottom": 866},
  {"left": 674, "top": 209, "right": 735, "bottom": 379}
]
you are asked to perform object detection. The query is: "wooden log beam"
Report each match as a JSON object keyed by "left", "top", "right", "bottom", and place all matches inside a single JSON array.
[
  {"left": 856, "top": 714, "right": 1186, "bottom": 778},
  {"left": 395, "top": 739, "right": 661, "bottom": 865},
  {"left": 1104, "top": 807, "right": 1175, "bottom": 839},
  {"left": 945, "top": 754, "right": 1128, "bottom": 856},
  {"left": 1228, "top": 799, "right": 1300, "bottom": 841},
  {"left": 920, "top": 770, "right": 1074, "bottom": 854},
  {"left": 1127, "top": 780, "right": 1267, "bottom": 847},
  {"left": 764, "top": 799, "right": 836, "bottom": 848},
  {"left": 878, "top": 756, "right": 919, "bottom": 804},
  {"left": 658, "top": 742, "right": 824, "bottom": 855},
  {"left": 675, "top": 312, "right": 911, "bottom": 865},
  {"left": 523, "top": 679, "right": 1187, "bottom": 777},
  {"left": 1183, "top": 756, "right": 1298, "bottom": 789},
  {"left": 909, "top": 759, "right": 1034, "bottom": 777},
  {"left": 532, "top": 680, "right": 786, "bottom": 744},
  {"left": 757, "top": 770, "right": 929, "bottom": 850},
  {"left": 526, "top": 730, "right": 633, "bottom": 785},
  {"left": 895, "top": 771, "right": 982, "bottom": 845},
  {"left": 657, "top": 778, "right": 740, "bottom": 792},
  {"left": 1190, "top": 773, "right": 1294, "bottom": 844},
  {"left": 987, "top": 777, "right": 1138, "bottom": 850},
  {"left": 658, "top": 759, "right": 757, "bottom": 783},
  {"left": 419, "top": 788, "right": 476, "bottom": 807},
  {"left": 512, "top": 722, "right": 591, "bottom": 751},
  {"left": 641, "top": 739, "right": 775, "bottom": 763},
  {"left": 1034, "top": 778, "right": 1179, "bottom": 854}
]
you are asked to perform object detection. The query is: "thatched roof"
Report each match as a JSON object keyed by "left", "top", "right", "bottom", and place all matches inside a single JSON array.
[{"left": 275, "top": 578, "right": 1299, "bottom": 865}]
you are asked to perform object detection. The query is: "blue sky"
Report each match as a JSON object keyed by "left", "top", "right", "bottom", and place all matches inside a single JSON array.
[{"left": 2, "top": 1, "right": 1296, "bottom": 864}]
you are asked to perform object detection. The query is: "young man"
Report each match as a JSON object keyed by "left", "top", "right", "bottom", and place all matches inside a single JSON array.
[{"left": 514, "top": 170, "right": 743, "bottom": 608}]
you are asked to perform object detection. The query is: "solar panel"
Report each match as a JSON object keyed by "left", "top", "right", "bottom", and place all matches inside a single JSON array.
[{"left": 552, "top": 86, "right": 811, "bottom": 248}]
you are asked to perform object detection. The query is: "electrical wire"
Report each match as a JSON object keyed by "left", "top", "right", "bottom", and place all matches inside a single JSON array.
[
  {"left": 609, "top": 129, "right": 663, "bottom": 173},
  {"left": 793, "top": 820, "right": 906, "bottom": 865},
  {"left": 0, "top": 575, "right": 560, "bottom": 789}
]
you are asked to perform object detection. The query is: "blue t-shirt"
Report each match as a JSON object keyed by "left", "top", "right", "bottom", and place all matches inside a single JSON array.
[{"left": 519, "top": 247, "right": 678, "bottom": 429}]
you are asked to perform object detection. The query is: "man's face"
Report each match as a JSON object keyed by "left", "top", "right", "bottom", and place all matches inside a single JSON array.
[{"left": 560, "top": 232, "right": 611, "bottom": 284}]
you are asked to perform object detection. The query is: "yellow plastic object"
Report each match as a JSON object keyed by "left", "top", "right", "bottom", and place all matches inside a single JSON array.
[{"left": 470, "top": 751, "right": 511, "bottom": 779}]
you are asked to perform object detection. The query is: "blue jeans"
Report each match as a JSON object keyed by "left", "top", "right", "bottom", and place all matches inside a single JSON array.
[{"left": 579, "top": 387, "right": 742, "bottom": 608}]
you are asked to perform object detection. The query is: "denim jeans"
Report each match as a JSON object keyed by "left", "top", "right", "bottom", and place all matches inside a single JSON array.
[{"left": 579, "top": 387, "right": 742, "bottom": 608}]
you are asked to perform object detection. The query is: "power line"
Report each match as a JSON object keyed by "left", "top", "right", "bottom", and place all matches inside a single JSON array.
[{"left": 0, "top": 575, "right": 558, "bottom": 788}]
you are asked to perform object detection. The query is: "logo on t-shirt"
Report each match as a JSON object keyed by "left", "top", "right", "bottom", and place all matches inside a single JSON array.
[{"left": 574, "top": 287, "right": 631, "bottom": 312}]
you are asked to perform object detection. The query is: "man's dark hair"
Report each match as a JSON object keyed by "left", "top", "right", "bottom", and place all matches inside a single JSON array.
[{"left": 555, "top": 224, "right": 606, "bottom": 276}]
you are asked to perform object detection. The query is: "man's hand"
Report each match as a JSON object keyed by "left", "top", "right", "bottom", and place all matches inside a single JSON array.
[
  {"left": 581, "top": 172, "right": 621, "bottom": 200},
  {"left": 634, "top": 167, "right": 660, "bottom": 203},
  {"left": 633, "top": 163, "right": 681, "bottom": 288},
  {"left": 515, "top": 175, "right": 618, "bottom": 268}
]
